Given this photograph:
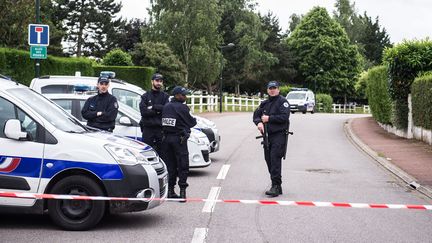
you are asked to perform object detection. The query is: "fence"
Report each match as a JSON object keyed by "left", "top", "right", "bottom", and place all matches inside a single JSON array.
[{"left": 186, "top": 94, "right": 370, "bottom": 114}]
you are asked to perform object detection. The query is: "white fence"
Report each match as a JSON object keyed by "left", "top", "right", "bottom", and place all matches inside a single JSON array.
[{"left": 186, "top": 94, "right": 370, "bottom": 113}]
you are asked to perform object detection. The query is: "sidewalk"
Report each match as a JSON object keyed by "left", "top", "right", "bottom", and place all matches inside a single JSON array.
[{"left": 347, "top": 116, "right": 432, "bottom": 199}]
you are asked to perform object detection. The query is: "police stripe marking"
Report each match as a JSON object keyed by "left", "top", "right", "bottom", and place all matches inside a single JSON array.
[
  {"left": 0, "top": 157, "right": 21, "bottom": 172},
  {"left": 191, "top": 228, "right": 208, "bottom": 243},
  {"left": 216, "top": 165, "right": 231, "bottom": 180},
  {"left": 0, "top": 191, "right": 431, "bottom": 211},
  {"left": 202, "top": 187, "right": 221, "bottom": 213}
]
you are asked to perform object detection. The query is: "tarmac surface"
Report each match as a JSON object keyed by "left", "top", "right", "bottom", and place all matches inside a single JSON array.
[{"left": 349, "top": 116, "right": 432, "bottom": 198}]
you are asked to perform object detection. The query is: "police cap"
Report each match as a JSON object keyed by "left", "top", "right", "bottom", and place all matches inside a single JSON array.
[
  {"left": 98, "top": 76, "right": 110, "bottom": 84},
  {"left": 152, "top": 73, "right": 164, "bottom": 81},
  {"left": 267, "top": 81, "right": 280, "bottom": 89},
  {"left": 171, "top": 86, "right": 190, "bottom": 96}
]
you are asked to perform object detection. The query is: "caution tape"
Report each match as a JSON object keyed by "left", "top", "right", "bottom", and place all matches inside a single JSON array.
[{"left": 1, "top": 191, "right": 431, "bottom": 211}]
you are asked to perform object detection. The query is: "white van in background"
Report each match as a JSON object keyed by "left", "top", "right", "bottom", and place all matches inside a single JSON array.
[{"left": 286, "top": 88, "right": 315, "bottom": 114}]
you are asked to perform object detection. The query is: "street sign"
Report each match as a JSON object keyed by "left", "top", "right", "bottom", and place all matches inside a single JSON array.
[
  {"left": 28, "top": 24, "right": 49, "bottom": 46},
  {"left": 30, "top": 46, "right": 47, "bottom": 59}
]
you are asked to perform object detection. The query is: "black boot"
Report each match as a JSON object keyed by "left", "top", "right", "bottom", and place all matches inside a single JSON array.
[
  {"left": 179, "top": 188, "right": 186, "bottom": 203},
  {"left": 167, "top": 186, "right": 179, "bottom": 199},
  {"left": 265, "top": 185, "right": 282, "bottom": 197}
]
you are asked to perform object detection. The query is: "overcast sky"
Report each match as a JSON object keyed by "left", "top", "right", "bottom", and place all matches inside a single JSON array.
[{"left": 118, "top": 0, "right": 432, "bottom": 44}]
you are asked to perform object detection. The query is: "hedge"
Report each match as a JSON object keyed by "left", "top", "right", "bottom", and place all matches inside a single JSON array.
[
  {"left": 383, "top": 39, "right": 432, "bottom": 128},
  {"left": 0, "top": 48, "right": 93, "bottom": 86},
  {"left": 316, "top": 93, "right": 333, "bottom": 113},
  {"left": 364, "top": 66, "right": 392, "bottom": 124},
  {"left": 279, "top": 85, "right": 292, "bottom": 96},
  {"left": 93, "top": 65, "right": 154, "bottom": 90},
  {"left": 411, "top": 74, "right": 432, "bottom": 129}
]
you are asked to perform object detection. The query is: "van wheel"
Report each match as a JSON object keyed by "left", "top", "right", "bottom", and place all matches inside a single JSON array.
[
  {"left": 311, "top": 110, "right": 315, "bottom": 114},
  {"left": 302, "top": 111, "right": 306, "bottom": 114},
  {"left": 48, "top": 175, "right": 105, "bottom": 231}
]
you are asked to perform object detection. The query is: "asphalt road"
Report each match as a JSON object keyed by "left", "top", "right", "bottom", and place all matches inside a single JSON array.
[{"left": 1, "top": 113, "right": 432, "bottom": 242}]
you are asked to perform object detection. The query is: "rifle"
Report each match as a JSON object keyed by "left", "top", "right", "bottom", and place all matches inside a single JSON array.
[
  {"left": 283, "top": 121, "right": 294, "bottom": 159},
  {"left": 255, "top": 109, "right": 269, "bottom": 150}
]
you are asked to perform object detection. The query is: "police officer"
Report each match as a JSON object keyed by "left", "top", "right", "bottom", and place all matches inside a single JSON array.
[
  {"left": 139, "top": 73, "right": 170, "bottom": 154},
  {"left": 253, "top": 81, "right": 290, "bottom": 197},
  {"left": 161, "top": 86, "right": 197, "bottom": 200},
  {"left": 81, "top": 76, "right": 119, "bottom": 132}
]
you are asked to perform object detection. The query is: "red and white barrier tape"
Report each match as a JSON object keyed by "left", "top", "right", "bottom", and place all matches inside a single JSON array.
[{"left": 1, "top": 191, "right": 431, "bottom": 211}]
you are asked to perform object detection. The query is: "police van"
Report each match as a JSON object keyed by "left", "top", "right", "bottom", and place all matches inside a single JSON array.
[
  {"left": 286, "top": 88, "right": 316, "bottom": 114},
  {"left": 0, "top": 76, "right": 167, "bottom": 230},
  {"left": 43, "top": 93, "right": 212, "bottom": 168},
  {"left": 30, "top": 73, "right": 221, "bottom": 153}
]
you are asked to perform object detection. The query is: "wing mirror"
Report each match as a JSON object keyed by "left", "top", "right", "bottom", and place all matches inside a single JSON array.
[
  {"left": 119, "top": 116, "right": 132, "bottom": 126},
  {"left": 4, "top": 119, "right": 28, "bottom": 140}
]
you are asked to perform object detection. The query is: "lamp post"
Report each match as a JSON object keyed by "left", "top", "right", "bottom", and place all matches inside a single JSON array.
[{"left": 219, "top": 43, "right": 235, "bottom": 113}]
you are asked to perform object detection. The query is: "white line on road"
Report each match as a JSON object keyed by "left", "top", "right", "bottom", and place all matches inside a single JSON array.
[
  {"left": 216, "top": 164, "right": 231, "bottom": 180},
  {"left": 202, "top": 187, "right": 221, "bottom": 213},
  {"left": 191, "top": 228, "right": 208, "bottom": 243}
]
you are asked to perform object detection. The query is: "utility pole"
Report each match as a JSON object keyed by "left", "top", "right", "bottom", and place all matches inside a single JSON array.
[{"left": 35, "top": 0, "right": 41, "bottom": 78}]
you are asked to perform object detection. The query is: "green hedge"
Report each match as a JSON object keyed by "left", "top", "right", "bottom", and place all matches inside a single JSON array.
[
  {"left": 279, "top": 85, "right": 292, "bottom": 96},
  {"left": 316, "top": 93, "right": 333, "bottom": 113},
  {"left": 93, "top": 65, "right": 154, "bottom": 90},
  {"left": 412, "top": 74, "right": 432, "bottom": 129},
  {"left": 383, "top": 39, "right": 432, "bottom": 128},
  {"left": 364, "top": 66, "right": 393, "bottom": 124},
  {"left": 0, "top": 48, "right": 93, "bottom": 86}
]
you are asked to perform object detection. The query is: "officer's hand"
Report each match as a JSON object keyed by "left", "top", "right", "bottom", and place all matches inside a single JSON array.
[
  {"left": 97, "top": 111, "right": 103, "bottom": 116},
  {"left": 261, "top": 115, "right": 269, "bottom": 123},
  {"left": 257, "top": 122, "right": 264, "bottom": 134}
]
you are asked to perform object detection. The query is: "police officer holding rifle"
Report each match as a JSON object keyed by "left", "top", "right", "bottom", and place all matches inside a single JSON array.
[{"left": 253, "top": 81, "right": 291, "bottom": 197}]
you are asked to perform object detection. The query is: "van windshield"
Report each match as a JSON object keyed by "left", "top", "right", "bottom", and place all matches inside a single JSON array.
[
  {"left": 8, "top": 88, "right": 87, "bottom": 133},
  {"left": 287, "top": 93, "right": 306, "bottom": 100}
]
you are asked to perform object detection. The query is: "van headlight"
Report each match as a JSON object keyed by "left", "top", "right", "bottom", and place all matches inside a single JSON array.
[{"left": 104, "top": 144, "right": 149, "bottom": 165}]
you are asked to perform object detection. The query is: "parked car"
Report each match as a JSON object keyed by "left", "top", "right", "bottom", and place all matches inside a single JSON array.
[
  {"left": 30, "top": 73, "right": 221, "bottom": 152},
  {"left": 43, "top": 93, "right": 211, "bottom": 168},
  {"left": 0, "top": 76, "right": 167, "bottom": 230},
  {"left": 286, "top": 88, "right": 315, "bottom": 114}
]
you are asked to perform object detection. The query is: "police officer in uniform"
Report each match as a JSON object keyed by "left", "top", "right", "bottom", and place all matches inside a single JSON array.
[
  {"left": 139, "top": 73, "right": 170, "bottom": 154},
  {"left": 161, "top": 86, "right": 197, "bottom": 200},
  {"left": 81, "top": 76, "right": 119, "bottom": 132},
  {"left": 253, "top": 81, "right": 290, "bottom": 197}
]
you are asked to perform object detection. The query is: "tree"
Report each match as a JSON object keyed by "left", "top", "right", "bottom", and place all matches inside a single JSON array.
[
  {"left": 130, "top": 42, "right": 187, "bottom": 87},
  {"left": 106, "top": 18, "right": 146, "bottom": 53},
  {"left": 286, "top": 7, "right": 362, "bottom": 100},
  {"left": 287, "top": 14, "right": 303, "bottom": 35},
  {"left": 0, "top": 0, "right": 34, "bottom": 49},
  {"left": 52, "top": 0, "right": 122, "bottom": 57},
  {"left": 102, "top": 49, "right": 133, "bottom": 66},
  {"left": 333, "top": 0, "right": 359, "bottom": 43}
]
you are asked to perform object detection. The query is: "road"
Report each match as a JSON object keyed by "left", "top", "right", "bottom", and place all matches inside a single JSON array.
[{"left": 1, "top": 113, "right": 432, "bottom": 242}]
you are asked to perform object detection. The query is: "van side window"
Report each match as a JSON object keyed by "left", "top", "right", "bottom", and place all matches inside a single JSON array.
[
  {"left": 41, "top": 85, "right": 74, "bottom": 94},
  {"left": 0, "top": 97, "right": 38, "bottom": 141},
  {"left": 112, "top": 88, "right": 141, "bottom": 112}
]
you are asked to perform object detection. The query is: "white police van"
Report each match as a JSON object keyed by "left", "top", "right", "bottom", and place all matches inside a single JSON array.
[
  {"left": 43, "top": 93, "right": 212, "bottom": 168},
  {"left": 30, "top": 73, "right": 221, "bottom": 153},
  {"left": 0, "top": 76, "right": 167, "bottom": 230},
  {"left": 286, "top": 88, "right": 316, "bottom": 114}
]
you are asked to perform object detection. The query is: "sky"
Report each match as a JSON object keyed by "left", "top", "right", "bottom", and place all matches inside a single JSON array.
[{"left": 118, "top": 0, "right": 432, "bottom": 44}]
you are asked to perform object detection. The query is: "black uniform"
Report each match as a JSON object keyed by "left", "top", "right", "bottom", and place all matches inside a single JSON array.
[
  {"left": 139, "top": 90, "right": 170, "bottom": 154},
  {"left": 253, "top": 95, "right": 290, "bottom": 186},
  {"left": 81, "top": 92, "right": 118, "bottom": 131},
  {"left": 161, "top": 98, "right": 197, "bottom": 189}
]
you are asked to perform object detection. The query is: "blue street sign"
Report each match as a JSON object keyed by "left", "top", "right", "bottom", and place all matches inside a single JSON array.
[{"left": 28, "top": 24, "right": 50, "bottom": 46}]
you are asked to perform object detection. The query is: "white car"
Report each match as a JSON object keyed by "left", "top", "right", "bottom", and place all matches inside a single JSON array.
[
  {"left": 0, "top": 76, "right": 167, "bottom": 230},
  {"left": 30, "top": 73, "right": 221, "bottom": 152},
  {"left": 286, "top": 88, "right": 315, "bottom": 114},
  {"left": 43, "top": 93, "right": 211, "bottom": 168}
]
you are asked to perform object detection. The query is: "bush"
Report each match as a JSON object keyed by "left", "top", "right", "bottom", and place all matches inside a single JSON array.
[
  {"left": 364, "top": 66, "right": 393, "bottom": 125},
  {"left": 102, "top": 49, "right": 133, "bottom": 66},
  {"left": 316, "top": 93, "right": 333, "bottom": 113},
  {"left": 0, "top": 48, "right": 93, "bottom": 86},
  {"left": 383, "top": 39, "right": 432, "bottom": 128},
  {"left": 279, "top": 85, "right": 291, "bottom": 96},
  {"left": 93, "top": 65, "right": 155, "bottom": 90},
  {"left": 412, "top": 74, "right": 432, "bottom": 129}
]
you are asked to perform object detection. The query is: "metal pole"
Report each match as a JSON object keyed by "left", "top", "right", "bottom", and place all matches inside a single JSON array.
[
  {"left": 35, "top": 0, "right": 41, "bottom": 78},
  {"left": 219, "top": 47, "right": 223, "bottom": 113}
]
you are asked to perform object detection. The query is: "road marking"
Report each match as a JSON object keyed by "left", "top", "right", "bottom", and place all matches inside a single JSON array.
[
  {"left": 202, "top": 187, "right": 221, "bottom": 213},
  {"left": 191, "top": 228, "right": 208, "bottom": 243},
  {"left": 216, "top": 164, "right": 231, "bottom": 180}
]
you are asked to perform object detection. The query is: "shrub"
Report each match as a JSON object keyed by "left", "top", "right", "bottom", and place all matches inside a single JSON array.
[
  {"left": 316, "top": 93, "right": 333, "bottom": 113},
  {"left": 411, "top": 74, "right": 432, "bottom": 129},
  {"left": 102, "top": 49, "right": 133, "bottom": 66},
  {"left": 364, "top": 66, "right": 392, "bottom": 124},
  {"left": 279, "top": 85, "right": 291, "bottom": 96},
  {"left": 93, "top": 65, "right": 155, "bottom": 90}
]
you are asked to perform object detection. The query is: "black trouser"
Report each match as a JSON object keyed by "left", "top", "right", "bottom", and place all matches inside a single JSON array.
[
  {"left": 161, "top": 134, "right": 189, "bottom": 189},
  {"left": 142, "top": 127, "right": 163, "bottom": 155},
  {"left": 263, "top": 132, "right": 286, "bottom": 186}
]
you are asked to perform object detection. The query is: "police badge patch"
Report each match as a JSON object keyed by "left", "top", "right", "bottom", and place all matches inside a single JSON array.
[{"left": 283, "top": 102, "right": 289, "bottom": 108}]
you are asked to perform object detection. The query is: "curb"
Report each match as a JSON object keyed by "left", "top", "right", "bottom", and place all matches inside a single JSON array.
[{"left": 344, "top": 118, "right": 432, "bottom": 200}]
